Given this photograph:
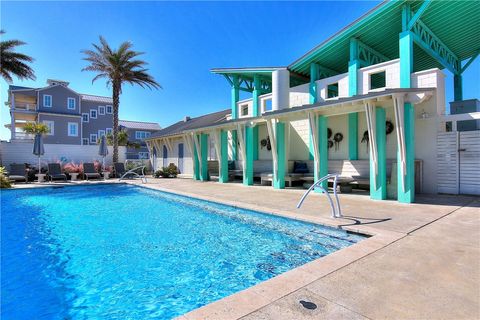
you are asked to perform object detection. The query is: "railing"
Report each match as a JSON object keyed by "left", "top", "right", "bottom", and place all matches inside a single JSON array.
[
  {"left": 119, "top": 165, "right": 147, "bottom": 183},
  {"left": 296, "top": 173, "right": 342, "bottom": 218},
  {"left": 13, "top": 102, "right": 37, "bottom": 111},
  {"left": 12, "top": 132, "right": 35, "bottom": 140}
]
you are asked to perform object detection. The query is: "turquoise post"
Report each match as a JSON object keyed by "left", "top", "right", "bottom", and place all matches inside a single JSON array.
[
  {"left": 370, "top": 107, "right": 387, "bottom": 200},
  {"left": 348, "top": 113, "right": 358, "bottom": 160},
  {"left": 348, "top": 39, "right": 359, "bottom": 160},
  {"left": 453, "top": 74, "right": 463, "bottom": 101},
  {"left": 399, "top": 28, "right": 415, "bottom": 203},
  {"left": 315, "top": 116, "right": 328, "bottom": 192},
  {"left": 219, "top": 130, "right": 229, "bottom": 183},
  {"left": 200, "top": 133, "right": 209, "bottom": 181},
  {"left": 231, "top": 75, "right": 239, "bottom": 161},
  {"left": 309, "top": 63, "right": 319, "bottom": 160},
  {"left": 244, "top": 127, "right": 254, "bottom": 185},
  {"left": 193, "top": 135, "right": 200, "bottom": 181},
  {"left": 252, "top": 75, "right": 260, "bottom": 160},
  {"left": 273, "top": 122, "right": 285, "bottom": 189}
]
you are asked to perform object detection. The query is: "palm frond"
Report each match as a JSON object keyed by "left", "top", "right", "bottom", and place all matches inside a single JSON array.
[{"left": 0, "top": 31, "right": 35, "bottom": 83}]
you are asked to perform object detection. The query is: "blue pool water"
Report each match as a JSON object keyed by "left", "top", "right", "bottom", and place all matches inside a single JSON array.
[{"left": 1, "top": 184, "right": 364, "bottom": 319}]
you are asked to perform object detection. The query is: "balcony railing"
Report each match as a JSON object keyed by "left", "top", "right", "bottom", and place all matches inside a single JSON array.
[
  {"left": 13, "top": 132, "right": 35, "bottom": 140},
  {"left": 12, "top": 102, "right": 37, "bottom": 111}
]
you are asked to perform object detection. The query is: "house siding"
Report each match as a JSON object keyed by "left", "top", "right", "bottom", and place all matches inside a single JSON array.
[
  {"left": 37, "top": 85, "right": 81, "bottom": 115},
  {"left": 38, "top": 114, "right": 82, "bottom": 145},
  {"left": 80, "top": 100, "right": 114, "bottom": 144}
]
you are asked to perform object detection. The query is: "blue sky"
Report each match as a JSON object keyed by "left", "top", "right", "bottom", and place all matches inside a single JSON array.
[{"left": 1, "top": 1, "right": 479, "bottom": 140}]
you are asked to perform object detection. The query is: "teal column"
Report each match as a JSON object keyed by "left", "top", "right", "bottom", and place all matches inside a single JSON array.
[
  {"left": 348, "top": 39, "right": 359, "bottom": 160},
  {"left": 200, "top": 133, "right": 209, "bottom": 181},
  {"left": 314, "top": 116, "right": 328, "bottom": 192},
  {"left": 244, "top": 127, "right": 254, "bottom": 185},
  {"left": 399, "top": 25, "right": 415, "bottom": 203},
  {"left": 348, "top": 113, "right": 358, "bottom": 160},
  {"left": 309, "top": 63, "right": 319, "bottom": 160},
  {"left": 273, "top": 122, "right": 286, "bottom": 189},
  {"left": 398, "top": 103, "right": 415, "bottom": 203},
  {"left": 252, "top": 75, "right": 260, "bottom": 160},
  {"left": 454, "top": 74, "right": 463, "bottom": 101},
  {"left": 370, "top": 107, "right": 387, "bottom": 200},
  {"left": 231, "top": 75, "right": 239, "bottom": 161},
  {"left": 193, "top": 136, "right": 200, "bottom": 181},
  {"left": 219, "top": 130, "right": 229, "bottom": 183}
]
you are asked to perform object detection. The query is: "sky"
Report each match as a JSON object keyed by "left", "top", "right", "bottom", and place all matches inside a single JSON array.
[{"left": 1, "top": 1, "right": 479, "bottom": 141}]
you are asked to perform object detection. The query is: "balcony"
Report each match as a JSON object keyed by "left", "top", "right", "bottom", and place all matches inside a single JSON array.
[{"left": 12, "top": 102, "right": 37, "bottom": 111}]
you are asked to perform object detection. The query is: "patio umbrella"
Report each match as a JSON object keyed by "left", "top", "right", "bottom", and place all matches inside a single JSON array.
[
  {"left": 98, "top": 135, "right": 109, "bottom": 170},
  {"left": 33, "top": 133, "right": 45, "bottom": 172}
]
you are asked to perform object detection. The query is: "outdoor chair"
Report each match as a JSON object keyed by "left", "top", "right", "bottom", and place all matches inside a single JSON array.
[
  {"left": 113, "top": 162, "right": 126, "bottom": 178},
  {"left": 47, "top": 163, "right": 67, "bottom": 182},
  {"left": 83, "top": 163, "right": 101, "bottom": 180},
  {"left": 7, "top": 164, "right": 28, "bottom": 183}
]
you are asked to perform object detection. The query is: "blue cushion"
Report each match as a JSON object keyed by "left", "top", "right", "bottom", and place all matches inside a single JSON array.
[{"left": 293, "top": 161, "right": 309, "bottom": 173}]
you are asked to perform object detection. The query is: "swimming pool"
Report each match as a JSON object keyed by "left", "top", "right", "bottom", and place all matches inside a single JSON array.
[{"left": 1, "top": 184, "right": 364, "bottom": 319}]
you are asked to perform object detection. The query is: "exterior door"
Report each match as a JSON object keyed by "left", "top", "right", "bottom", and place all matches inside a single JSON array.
[
  {"left": 459, "top": 131, "right": 480, "bottom": 195},
  {"left": 178, "top": 143, "right": 184, "bottom": 173}
]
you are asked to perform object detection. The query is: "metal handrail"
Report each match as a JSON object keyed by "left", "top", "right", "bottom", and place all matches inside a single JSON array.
[
  {"left": 119, "top": 165, "right": 147, "bottom": 183},
  {"left": 296, "top": 173, "right": 342, "bottom": 218}
]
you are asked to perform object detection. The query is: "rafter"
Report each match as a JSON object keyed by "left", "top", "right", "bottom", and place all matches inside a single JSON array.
[
  {"left": 406, "top": 0, "right": 431, "bottom": 31},
  {"left": 350, "top": 38, "right": 389, "bottom": 68},
  {"left": 460, "top": 50, "right": 479, "bottom": 74},
  {"left": 311, "top": 63, "right": 338, "bottom": 79}
]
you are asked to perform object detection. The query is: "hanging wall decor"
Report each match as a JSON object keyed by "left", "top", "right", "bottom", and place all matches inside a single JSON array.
[
  {"left": 333, "top": 132, "right": 343, "bottom": 151},
  {"left": 327, "top": 128, "right": 332, "bottom": 139},
  {"left": 260, "top": 138, "right": 268, "bottom": 149},
  {"left": 361, "top": 130, "right": 369, "bottom": 153},
  {"left": 328, "top": 140, "right": 334, "bottom": 149},
  {"left": 386, "top": 120, "right": 394, "bottom": 135},
  {"left": 266, "top": 136, "right": 271, "bottom": 151}
]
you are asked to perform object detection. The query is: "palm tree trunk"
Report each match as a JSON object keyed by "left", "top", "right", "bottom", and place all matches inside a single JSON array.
[{"left": 112, "top": 80, "right": 121, "bottom": 163}]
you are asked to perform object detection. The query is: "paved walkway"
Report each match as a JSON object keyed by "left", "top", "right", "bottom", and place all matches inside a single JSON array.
[{"left": 133, "top": 178, "right": 479, "bottom": 320}]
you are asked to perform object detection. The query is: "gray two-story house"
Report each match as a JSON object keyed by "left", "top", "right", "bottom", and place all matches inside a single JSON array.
[
  {"left": 6, "top": 79, "right": 161, "bottom": 160},
  {"left": 119, "top": 120, "right": 161, "bottom": 159}
]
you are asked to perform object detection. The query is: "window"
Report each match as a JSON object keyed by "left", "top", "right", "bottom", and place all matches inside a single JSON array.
[
  {"left": 82, "top": 113, "right": 89, "bottom": 123},
  {"left": 262, "top": 98, "right": 272, "bottom": 113},
  {"left": 90, "top": 134, "right": 98, "bottom": 144},
  {"left": 106, "top": 128, "right": 113, "bottom": 135},
  {"left": 106, "top": 105, "right": 113, "bottom": 114},
  {"left": 42, "top": 120, "right": 54, "bottom": 135},
  {"left": 98, "top": 106, "right": 105, "bottom": 115},
  {"left": 138, "top": 152, "right": 149, "bottom": 159},
  {"left": 67, "top": 97, "right": 76, "bottom": 110},
  {"left": 90, "top": 109, "right": 97, "bottom": 119},
  {"left": 82, "top": 138, "right": 89, "bottom": 145},
  {"left": 240, "top": 104, "right": 249, "bottom": 117},
  {"left": 43, "top": 95, "right": 52, "bottom": 107},
  {"left": 68, "top": 122, "right": 78, "bottom": 137},
  {"left": 370, "top": 71, "right": 386, "bottom": 90},
  {"left": 327, "top": 82, "right": 339, "bottom": 98},
  {"left": 98, "top": 130, "right": 106, "bottom": 138},
  {"left": 135, "top": 131, "right": 150, "bottom": 140}
]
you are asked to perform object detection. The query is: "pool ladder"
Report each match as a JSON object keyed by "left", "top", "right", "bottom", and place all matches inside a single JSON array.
[
  {"left": 119, "top": 165, "right": 147, "bottom": 184},
  {"left": 296, "top": 173, "right": 342, "bottom": 218}
]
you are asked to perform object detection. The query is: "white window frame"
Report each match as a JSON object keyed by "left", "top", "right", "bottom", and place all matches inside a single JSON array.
[
  {"left": 98, "top": 106, "right": 105, "bottom": 115},
  {"left": 82, "top": 113, "right": 89, "bottom": 123},
  {"left": 90, "top": 109, "right": 97, "bottom": 119},
  {"left": 98, "top": 129, "right": 106, "bottom": 138},
  {"left": 90, "top": 133, "right": 98, "bottom": 144},
  {"left": 82, "top": 138, "right": 89, "bottom": 145},
  {"left": 106, "top": 105, "right": 113, "bottom": 114},
  {"left": 42, "top": 120, "right": 54, "bottom": 135},
  {"left": 43, "top": 95, "right": 52, "bottom": 108},
  {"left": 138, "top": 152, "right": 149, "bottom": 159},
  {"left": 135, "top": 131, "right": 150, "bottom": 140},
  {"left": 67, "top": 97, "right": 76, "bottom": 110},
  {"left": 106, "top": 128, "right": 113, "bottom": 135},
  {"left": 67, "top": 122, "right": 78, "bottom": 137}
]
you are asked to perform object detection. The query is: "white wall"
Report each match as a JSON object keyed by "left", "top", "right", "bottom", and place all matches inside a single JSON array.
[
  {"left": 358, "top": 59, "right": 400, "bottom": 95},
  {"left": 0, "top": 141, "right": 126, "bottom": 167},
  {"left": 153, "top": 137, "right": 194, "bottom": 175}
]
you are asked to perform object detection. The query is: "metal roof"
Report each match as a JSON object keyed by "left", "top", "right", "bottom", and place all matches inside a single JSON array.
[
  {"left": 148, "top": 109, "right": 230, "bottom": 139},
  {"left": 289, "top": 0, "right": 480, "bottom": 76},
  {"left": 80, "top": 94, "right": 113, "bottom": 103},
  {"left": 211, "top": 67, "right": 309, "bottom": 88},
  {"left": 119, "top": 120, "right": 161, "bottom": 131}
]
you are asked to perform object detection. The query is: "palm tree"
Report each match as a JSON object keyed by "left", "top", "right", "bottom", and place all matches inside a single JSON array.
[
  {"left": 81, "top": 36, "right": 160, "bottom": 162},
  {"left": 0, "top": 30, "right": 36, "bottom": 83}
]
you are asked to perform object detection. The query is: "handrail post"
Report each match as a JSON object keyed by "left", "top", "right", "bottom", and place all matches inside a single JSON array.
[{"left": 296, "top": 173, "right": 342, "bottom": 218}]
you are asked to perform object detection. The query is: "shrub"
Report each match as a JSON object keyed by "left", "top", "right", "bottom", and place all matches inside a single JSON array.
[
  {"left": 0, "top": 166, "right": 12, "bottom": 188},
  {"left": 154, "top": 163, "right": 179, "bottom": 178}
]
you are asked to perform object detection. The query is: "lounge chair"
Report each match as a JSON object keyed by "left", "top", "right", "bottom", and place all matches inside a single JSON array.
[
  {"left": 7, "top": 164, "right": 28, "bottom": 183},
  {"left": 83, "top": 163, "right": 101, "bottom": 180},
  {"left": 47, "top": 163, "right": 67, "bottom": 182},
  {"left": 113, "top": 162, "right": 126, "bottom": 178}
]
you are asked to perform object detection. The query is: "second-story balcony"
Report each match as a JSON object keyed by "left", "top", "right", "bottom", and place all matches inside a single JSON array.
[{"left": 12, "top": 102, "right": 37, "bottom": 111}]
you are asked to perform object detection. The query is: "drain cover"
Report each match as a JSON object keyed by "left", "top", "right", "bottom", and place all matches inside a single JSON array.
[{"left": 299, "top": 300, "right": 317, "bottom": 310}]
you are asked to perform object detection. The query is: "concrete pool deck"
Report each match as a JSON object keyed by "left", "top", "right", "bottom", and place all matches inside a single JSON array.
[
  {"left": 131, "top": 178, "right": 479, "bottom": 320},
  {"left": 9, "top": 178, "right": 480, "bottom": 319}
]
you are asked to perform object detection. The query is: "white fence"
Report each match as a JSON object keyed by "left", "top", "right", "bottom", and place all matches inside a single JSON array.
[
  {"left": 0, "top": 141, "right": 127, "bottom": 167},
  {"left": 437, "top": 131, "right": 480, "bottom": 195}
]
